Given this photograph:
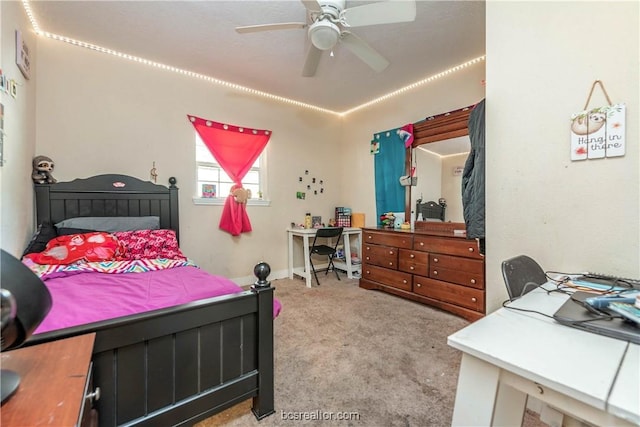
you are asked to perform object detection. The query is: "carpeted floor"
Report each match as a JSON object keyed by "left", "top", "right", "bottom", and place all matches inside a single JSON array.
[{"left": 196, "top": 276, "right": 548, "bottom": 426}]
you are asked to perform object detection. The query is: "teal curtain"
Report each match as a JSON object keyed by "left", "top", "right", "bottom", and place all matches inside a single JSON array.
[{"left": 373, "top": 128, "right": 405, "bottom": 224}]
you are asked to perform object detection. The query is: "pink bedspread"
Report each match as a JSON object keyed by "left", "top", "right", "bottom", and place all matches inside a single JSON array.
[{"left": 35, "top": 266, "right": 281, "bottom": 334}]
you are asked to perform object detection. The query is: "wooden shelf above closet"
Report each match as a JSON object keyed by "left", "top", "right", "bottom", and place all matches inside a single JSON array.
[{"left": 412, "top": 106, "right": 473, "bottom": 146}]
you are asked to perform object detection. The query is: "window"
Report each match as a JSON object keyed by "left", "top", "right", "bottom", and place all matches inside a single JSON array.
[{"left": 195, "top": 134, "right": 266, "bottom": 202}]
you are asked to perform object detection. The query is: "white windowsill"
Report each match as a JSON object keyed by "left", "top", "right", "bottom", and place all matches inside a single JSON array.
[{"left": 193, "top": 197, "right": 271, "bottom": 207}]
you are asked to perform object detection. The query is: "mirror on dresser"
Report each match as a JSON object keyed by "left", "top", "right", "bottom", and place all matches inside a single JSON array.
[
  {"left": 405, "top": 106, "right": 473, "bottom": 229},
  {"left": 413, "top": 136, "right": 470, "bottom": 223}
]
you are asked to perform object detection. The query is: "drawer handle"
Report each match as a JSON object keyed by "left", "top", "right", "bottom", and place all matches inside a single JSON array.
[
  {"left": 389, "top": 250, "right": 394, "bottom": 255},
  {"left": 366, "top": 256, "right": 370, "bottom": 261},
  {"left": 410, "top": 254, "right": 415, "bottom": 258},
  {"left": 470, "top": 279, "right": 476, "bottom": 284},
  {"left": 368, "top": 235, "right": 372, "bottom": 239},
  {"left": 471, "top": 297, "right": 477, "bottom": 302},
  {"left": 86, "top": 387, "right": 101, "bottom": 402},
  {"left": 389, "top": 262, "right": 394, "bottom": 266},
  {"left": 433, "top": 258, "right": 438, "bottom": 263},
  {"left": 416, "top": 283, "right": 422, "bottom": 288},
  {"left": 433, "top": 270, "right": 438, "bottom": 275},
  {"left": 403, "top": 280, "right": 407, "bottom": 284},
  {"left": 468, "top": 247, "right": 474, "bottom": 252},
  {"left": 420, "top": 242, "right": 424, "bottom": 246},
  {"left": 366, "top": 270, "right": 370, "bottom": 274},
  {"left": 365, "top": 246, "right": 371, "bottom": 251},
  {"left": 410, "top": 266, "right": 414, "bottom": 270}
]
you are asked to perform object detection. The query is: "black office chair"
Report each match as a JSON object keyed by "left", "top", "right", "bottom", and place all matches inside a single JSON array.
[
  {"left": 309, "top": 227, "right": 344, "bottom": 286},
  {"left": 501, "top": 255, "right": 547, "bottom": 299}
]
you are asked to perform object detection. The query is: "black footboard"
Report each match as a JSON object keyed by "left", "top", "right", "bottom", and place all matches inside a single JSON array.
[{"left": 27, "top": 286, "right": 274, "bottom": 426}]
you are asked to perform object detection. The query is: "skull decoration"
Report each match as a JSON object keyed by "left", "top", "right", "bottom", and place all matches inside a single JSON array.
[{"left": 31, "top": 155, "right": 57, "bottom": 184}]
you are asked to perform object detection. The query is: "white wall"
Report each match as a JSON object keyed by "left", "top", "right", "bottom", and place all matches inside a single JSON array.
[
  {"left": 413, "top": 147, "right": 442, "bottom": 218},
  {"left": 0, "top": 2, "right": 38, "bottom": 257},
  {"left": 441, "top": 153, "right": 466, "bottom": 223},
  {"left": 34, "top": 38, "right": 344, "bottom": 282},
  {"left": 485, "top": 1, "right": 639, "bottom": 312},
  {"left": 343, "top": 64, "right": 486, "bottom": 228}
]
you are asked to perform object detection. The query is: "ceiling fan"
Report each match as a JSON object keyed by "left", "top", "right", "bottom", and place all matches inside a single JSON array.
[{"left": 235, "top": 0, "right": 417, "bottom": 77}]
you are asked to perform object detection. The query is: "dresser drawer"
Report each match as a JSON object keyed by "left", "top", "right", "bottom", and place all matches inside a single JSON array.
[
  {"left": 429, "top": 266, "right": 483, "bottom": 289},
  {"left": 413, "top": 276, "right": 485, "bottom": 312},
  {"left": 362, "top": 264, "right": 412, "bottom": 291},
  {"left": 363, "top": 230, "right": 413, "bottom": 249},
  {"left": 414, "top": 235, "right": 482, "bottom": 259},
  {"left": 398, "top": 249, "right": 429, "bottom": 275},
  {"left": 363, "top": 244, "right": 399, "bottom": 269},
  {"left": 429, "top": 254, "right": 483, "bottom": 274}
]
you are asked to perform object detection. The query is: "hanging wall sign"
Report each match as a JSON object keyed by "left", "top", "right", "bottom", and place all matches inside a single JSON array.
[{"left": 570, "top": 81, "right": 625, "bottom": 161}]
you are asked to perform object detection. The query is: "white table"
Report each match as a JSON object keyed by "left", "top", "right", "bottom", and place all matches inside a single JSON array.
[
  {"left": 448, "top": 285, "right": 640, "bottom": 427},
  {"left": 287, "top": 227, "right": 362, "bottom": 288}
]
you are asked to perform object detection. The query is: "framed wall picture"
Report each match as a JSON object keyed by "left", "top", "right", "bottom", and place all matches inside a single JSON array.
[
  {"left": 16, "top": 30, "right": 31, "bottom": 80},
  {"left": 312, "top": 216, "right": 322, "bottom": 228},
  {"left": 202, "top": 184, "right": 216, "bottom": 198}
]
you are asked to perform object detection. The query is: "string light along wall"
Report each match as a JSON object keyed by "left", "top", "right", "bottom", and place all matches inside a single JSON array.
[{"left": 21, "top": 0, "right": 485, "bottom": 118}]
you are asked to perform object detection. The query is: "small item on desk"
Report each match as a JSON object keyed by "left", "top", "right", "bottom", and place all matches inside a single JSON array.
[
  {"left": 580, "top": 273, "right": 640, "bottom": 288},
  {"left": 607, "top": 302, "right": 640, "bottom": 325},
  {"left": 565, "top": 277, "right": 630, "bottom": 293},
  {"left": 584, "top": 292, "right": 640, "bottom": 310},
  {"left": 304, "top": 213, "right": 312, "bottom": 229}
]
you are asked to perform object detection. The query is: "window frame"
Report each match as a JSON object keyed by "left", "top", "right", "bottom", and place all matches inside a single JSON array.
[{"left": 193, "top": 134, "right": 270, "bottom": 206}]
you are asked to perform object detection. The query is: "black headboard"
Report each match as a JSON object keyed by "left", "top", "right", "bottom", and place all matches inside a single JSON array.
[
  {"left": 34, "top": 174, "right": 180, "bottom": 241},
  {"left": 416, "top": 200, "right": 445, "bottom": 222}
]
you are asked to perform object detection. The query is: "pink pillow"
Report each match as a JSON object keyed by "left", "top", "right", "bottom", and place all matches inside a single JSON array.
[
  {"left": 25, "top": 232, "right": 125, "bottom": 265},
  {"left": 115, "top": 229, "right": 186, "bottom": 260}
]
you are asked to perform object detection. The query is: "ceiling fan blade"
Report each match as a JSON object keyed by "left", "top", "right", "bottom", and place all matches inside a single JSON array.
[
  {"left": 302, "top": 44, "right": 323, "bottom": 77},
  {"left": 235, "top": 22, "right": 307, "bottom": 34},
  {"left": 341, "top": 0, "right": 416, "bottom": 28},
  {"left": 340, "top": 32, "right": 389, "bottom": 73},
  {"left": 300, "top": 0, "right": 321, "bottom": 12}
]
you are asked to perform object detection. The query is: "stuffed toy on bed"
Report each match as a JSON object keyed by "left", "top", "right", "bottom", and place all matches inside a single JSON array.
[{"left": 32, "top": 155, "right": 57, "bottom": 184}]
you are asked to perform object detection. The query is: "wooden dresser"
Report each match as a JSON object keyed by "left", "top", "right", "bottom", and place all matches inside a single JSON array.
[{"left": 359, "top": 227, "right": 485, "bottom": 321}]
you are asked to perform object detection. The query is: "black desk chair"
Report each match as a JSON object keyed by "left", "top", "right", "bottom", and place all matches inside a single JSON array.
[
  {"left": 309, "top": 227, "right": 344, "bottom": 286},
  {"left": 501, "top": 255, "right": 547, "bottom": 299}
]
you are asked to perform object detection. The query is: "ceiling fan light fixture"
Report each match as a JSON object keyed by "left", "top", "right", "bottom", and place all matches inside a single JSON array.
[{"left": 309, "top": 20, "right": 339, "bottom": 51}]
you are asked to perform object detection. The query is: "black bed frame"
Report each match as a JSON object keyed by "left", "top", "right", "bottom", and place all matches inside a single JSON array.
[{"left": 27, "top": 174, "right": 275, "bottom": 426}]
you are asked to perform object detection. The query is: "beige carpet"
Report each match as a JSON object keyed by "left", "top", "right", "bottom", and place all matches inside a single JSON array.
[{"left": 197, "top": 275, "right": 548, "bottom": 426}]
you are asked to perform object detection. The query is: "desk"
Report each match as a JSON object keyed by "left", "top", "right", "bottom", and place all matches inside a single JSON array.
[
  {"left": 448, "top": 285, "right": 639, "bottom": 427},
  {"left": 287, "top": 227, "right": 362, "bottom": 288}
]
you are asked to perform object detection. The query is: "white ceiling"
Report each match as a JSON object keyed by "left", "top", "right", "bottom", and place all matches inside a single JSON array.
[{"left": 27, "top": 0, "right": 486, "bottom": 112}]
